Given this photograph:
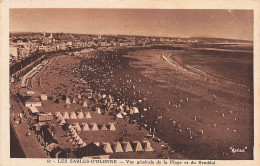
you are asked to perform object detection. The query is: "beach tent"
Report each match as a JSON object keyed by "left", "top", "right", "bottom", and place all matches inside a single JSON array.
[
  {"left": 82, "top": 123, "right": 90, "bottom": 131},
  {"left": 129, "top": 109, "right": 134, "bottom": 115},
  {"left": 143, "top": 141, "right": 153, "bottom": 152},
  {"left": 74, "top": 122, "right": 81, "bottom": 131},
  {"left": 59, "top": 119, "right": 66, "bottom": 125},
  {"left": 132, "top": 141, "right": 143, "bottom": 152},
  {"left": 133, "top": 107, "right": 139, "bottom": 114},
  {"left": 85, "top": 112, "right": 92, "bottom": 119},
  {"left": 74, "top": 135, "right": 81, "bottom": 141},
  {"left": 63, "top": 111, "right": 70, "bottom": 119},
  {"left": 122, "top": 112, "right": 127, "bottom": 116},
  {"left": 70, "top": 111, "right": 77, "bottom": 119},
  {"left": 72, "top": 98, "right": 76, "bottom": 104},
  {"left": 65, "top": 98, "right": 71, "bottom": 105},
  {"left": 94, "top": 142, "right": 100, "bottom": 146},
  {"left": 109, "top": 123, "right": 116, "bottom": 131},
  {"left": 119, "top": 106, "right": 124, "bottom": 113},
  {"left": 96, "top": 107, "right": 101, "bottom": 114},
  {"left": 101, "top": 124, "right": 108, "bottom": 131},
  {"left": 91, "top": 123, "right": 99, "bottom": 131},
  {"left": 78, "top": 138, "right": 84, "bottom": 145},
  {"left": 82, "top": 101, "right": 87, "bottom": 108},
  {"left": 77, "top": 112, "right": 84, "bottom": 119},
  {"left": 71, "top": 129, "right": 77, "bottom": 135},
  {"left": 78, "top": 94, "right": 81, "bottom": 99},
  {"left": 103, "top": 143, "right": 113, "bottom": 153},
  {"left": 82, "top": 142, "right": 87, "bottom": 147},
  {"left": 122, "top": 142, "right": 133, "bottom": 152},
  {"left": 55, "top": 112, "right": 62, "bottom": 118},
  {"left": 113, "top": 142, "right": 123, "bottom": 152},
  {"left": 125, "top": 105, "right": 130, "bottom": 112},
  {"left": 116, "top": 113, "right": 123, "bottom": 119}
]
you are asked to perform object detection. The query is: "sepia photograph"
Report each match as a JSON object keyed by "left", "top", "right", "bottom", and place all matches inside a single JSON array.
[{"left": 6, "top": 6, "right": 256, "bottom": 162}]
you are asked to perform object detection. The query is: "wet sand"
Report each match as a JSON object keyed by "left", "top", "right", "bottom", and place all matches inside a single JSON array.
[{"left": 79, "top": 48, "right": 253, "bottom": 160}]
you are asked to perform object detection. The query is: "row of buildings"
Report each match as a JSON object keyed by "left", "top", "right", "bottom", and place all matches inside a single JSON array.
[{"left": 9, "top": 32, "right": 198, "bottom": 63}]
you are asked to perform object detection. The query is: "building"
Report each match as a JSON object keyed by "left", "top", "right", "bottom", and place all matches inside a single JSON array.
[{"left": 9, "top": 46, "right": 18, "bottom": 60}]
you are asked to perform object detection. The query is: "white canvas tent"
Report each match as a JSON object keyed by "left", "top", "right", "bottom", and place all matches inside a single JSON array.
[
  {"left": 109, "top": 123, "right": 116, "bottom": 131},
  {"left": 133, "top": 107, "right": 139, "bottom": 114},
  {"left": 82, "top": 123, "right": 90, "bottom": 131},
  {"left": 122, "top": 142, "right": 133, "bottom": 152},
  {"left": 101, "top": 124, "right": 108, "bottom": 131},
  {"left": 91, "top": 123, "right": 99, "bottom": 131},
  {"left": 96, "top": 107, "right": 101, "bottom": 114},
  {"left": 70, "top": 111, "right": 77, "bottom": 119},
  {"left": 59, "top": 119, "right": 66, "bottom": 126},
  {"left": 55, "top": 112, "right": 62, "bottom": 117},
  {"left": 103, "top": 142, "right": 113, "bottom": 153},
  {"left": 82, "top": 101, "right": 87, "bottom": 108},
  {"left": 82, "top": 142, "right": 87, "bottom": 147},
  {"left": 116, "top": 113, "right": 123, "bottom": 119},
  {"left": 74, "top": 122, "right": 81, "bottom": 131},
  {"left": 133, "top": 141, "right": 143, "bottom": 152},
  {"left": 63, "top": 111, "right": 70, "bottom": 119},
  {"left": 78, "top": 138, "right": 84, "bottom": 145},
  {"left": 85, "top": 112, "right": 92, "bottom": 119},
  {"left": 143, "top": 141, "right": 153, "bottom": 152},
  {"left": 65, "top": 98, "right": 71, "bottom": 105},
  {"left": 113, "top": 142, "right": 123, "bottom": 152},
  {"left": 77, "top": 112, "right": 84, "bottom": 119}
]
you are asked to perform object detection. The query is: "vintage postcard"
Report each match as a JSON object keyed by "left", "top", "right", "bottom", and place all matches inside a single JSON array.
[{"left": 0, "top": 0, "right": 260, "bottom": 166}]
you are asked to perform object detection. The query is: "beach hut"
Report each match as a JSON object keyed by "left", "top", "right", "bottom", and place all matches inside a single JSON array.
[
  {"left": 77, "top": 112, "right": 84, "bottom": 119},
  {"left": 85, "top": 112, "right": 92, "bottom": 119},
  {"left": 113, "top": 142, "right": 123, "bottom": 153},
  {"left": 122, "top": 142, "right": 133, "bottom": 152},
  {"left": 96, "top": 107, "right": 101, "bottom": 114},
  {"left": 132, "top": 141, "right": 143, "bottom": 152},
  {"left": 101, "top": 124, "right": 108, "bottom": 131},
  {"left": 70, "top": 111, "right": 77, "bottom": 119},
  {"left": 109, "top": 123, "right": 116, "bottom": 131},
  {"left": 103, "top": 143, "right": 113, "bottom": 153},
  {"left": 91, "top": 123, "right": 99, "bottom": 131},
  {"left": 143, "top": 141, "right": 153, "bottom": 152},
  {"left": 63, "top": 111, "right": 70, "bottom": 119},
  {"left": 66, "top": 98, "right": 71, "bottom": 105},
  {"left": 116, "top": 113, "right": 123, "bottom": 119},
  {"left": 82, "top": 123, "right": 90, "bottom": 131}
]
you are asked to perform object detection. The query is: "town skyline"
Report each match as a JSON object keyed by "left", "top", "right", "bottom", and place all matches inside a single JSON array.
[{"left": 10, "top": 9, "right": 253, "bottom": 41}]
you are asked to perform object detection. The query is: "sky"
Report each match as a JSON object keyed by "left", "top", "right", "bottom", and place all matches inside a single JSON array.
[{"left": 10, "top": 9, "right": 253, "bottom": 40}]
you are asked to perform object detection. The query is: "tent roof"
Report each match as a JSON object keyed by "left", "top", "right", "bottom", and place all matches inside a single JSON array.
[{"left": 113, "top": 142, "right": 123, "bottom": 152}]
